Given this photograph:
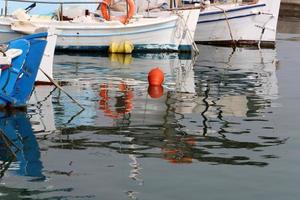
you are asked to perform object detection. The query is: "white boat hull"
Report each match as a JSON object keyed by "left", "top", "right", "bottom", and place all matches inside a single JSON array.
[
  {"left": 36, "top": 29, "right": 57, "bottom": 84},
  {"left": 0, "top": 9, "right": 199, "bottom": 52},
  {"left": 194, "top": 0, "right": 281, "bottom": 46}
]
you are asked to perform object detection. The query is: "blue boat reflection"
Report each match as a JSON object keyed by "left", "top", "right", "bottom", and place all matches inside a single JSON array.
[{"left": 0, "top": 111, "right": 44, "bottom": 180}]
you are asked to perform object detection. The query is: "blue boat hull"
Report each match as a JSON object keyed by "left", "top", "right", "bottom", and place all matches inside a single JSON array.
[{"left": 0, "top": 33, "right": 48, "bottom": 107}]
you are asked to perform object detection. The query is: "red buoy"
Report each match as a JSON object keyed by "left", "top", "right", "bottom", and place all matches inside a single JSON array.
[
  {"left": 148, "top": 67, "right": 164, "bottom": 86},
  {"left": 148, "top": 85, "right": 164, "bottom": 99}
]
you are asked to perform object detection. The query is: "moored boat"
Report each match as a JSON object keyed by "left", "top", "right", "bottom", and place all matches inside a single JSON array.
[
  {"left": 0, "top": 32, "right": 55, "bottom": 107},
  {"left": 183, "top": 0, "right": 281, "bottom": 47},
  {"left": 0, "top": 0, "right": 200, "bottom": 53}
]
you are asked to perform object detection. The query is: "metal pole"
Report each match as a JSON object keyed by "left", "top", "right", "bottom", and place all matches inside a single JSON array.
[
  {"left": 147, "top": 0, "right": 150, "bottom": 17},
  {"left": 4, "top": 0, "right": 8, "bottom": 16},
  {"left": 60, "top": 3, "right": 63, "bottom": 21}
]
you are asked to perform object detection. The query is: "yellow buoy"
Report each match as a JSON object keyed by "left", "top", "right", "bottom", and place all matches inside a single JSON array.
[
  {"left": 109, "top": 41, "right": 134, "bottom": 54},
  {"left": 108, "top": 42, "right": 119, "bottom": 53},
  {"left": 124, "top": 41, "right": 134, "bottom": 54},
  {"left": 117, "top": 41, "right": 125, "bottom": 53}
]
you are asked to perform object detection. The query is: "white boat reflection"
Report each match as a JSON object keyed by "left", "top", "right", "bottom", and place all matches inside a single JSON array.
[
  {"left": 28, "top": 86, "right": 56, "bottom": 135},
  {"left": 193, "top": 46, "right": 279, "bottom": 117},
  {"left": 52, "top": 46, "right": 279, "bottom": 128},
  {"left": 52, "top": 53, "right": 194, "bottom": 127},
  {"left": 161, "top": 45, "right": 279, "bottom": 139}
]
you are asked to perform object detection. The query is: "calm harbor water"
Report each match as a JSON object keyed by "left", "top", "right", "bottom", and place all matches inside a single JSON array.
[{"left": 0, "top": 17, "right": 300, "bottom": 200}]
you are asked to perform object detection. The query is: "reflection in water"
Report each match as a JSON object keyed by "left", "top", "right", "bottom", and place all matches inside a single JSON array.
[
  {"left": 0, "top": 44, "right": 290, "bottom": 199},
  {"left": 48, "top": 47, "right": 285, "bottom": 167},
  {"left": 0, "top": 111, "right": 44, "bottom": 180},
  {"left": 99, "top": 82, "right": 133, "bottom": 120},
  {"left": 28, "top": 86, "right": 57, "bottom": 135}
]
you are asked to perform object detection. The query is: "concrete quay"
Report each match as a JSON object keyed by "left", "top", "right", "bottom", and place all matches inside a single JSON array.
[{"left": 281, "top": 0, "right": 300, "bottom": 18}]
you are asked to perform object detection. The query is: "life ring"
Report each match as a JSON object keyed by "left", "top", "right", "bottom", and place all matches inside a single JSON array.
[
  {"left": 100, "top": 0, "right": 135, "bottom": 24},
  {"left": 99, "top": 82, "right": 133, "bottom": 119}
]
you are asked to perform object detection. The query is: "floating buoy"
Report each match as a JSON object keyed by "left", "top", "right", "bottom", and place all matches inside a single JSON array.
[
  {"left": 148, "top": 85, "right": 164, "bottom": 99},
  {"left": 148, "top": 67, "right": 164, "bottom": 86},
  {"left": 124, "top": 41, "right": 134, "bottom": 54},
  {"left": 109, "top": 42, "right": 119, "bottom": 53},
  {"left": 109, "top": 41, "right": 134, "bottom": 54}
]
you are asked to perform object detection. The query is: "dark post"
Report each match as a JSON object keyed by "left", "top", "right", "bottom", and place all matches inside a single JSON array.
[
  {"left": 4, "top": 0, "right": 8, "bottom": 16},
  {"left": 60, "top": 3, "right": 63, "bottom": 21}
]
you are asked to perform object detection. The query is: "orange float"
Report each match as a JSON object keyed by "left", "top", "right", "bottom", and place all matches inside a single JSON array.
[
  {"left": 148, "top": 67, "right": 164, "bottom": 86},
  {"left": 148, "top": 85, "right": 164, "bottom": 99},
  {"left": 100, "top": 0, "right": 135, "bottom": 24}
]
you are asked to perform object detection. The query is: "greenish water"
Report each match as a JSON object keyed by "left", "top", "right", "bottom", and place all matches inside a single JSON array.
[{"left": 0, "top": 17, "right": 300, "bottom": 199}]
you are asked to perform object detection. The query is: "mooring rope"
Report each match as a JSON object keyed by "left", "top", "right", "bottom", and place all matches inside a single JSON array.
[
  {"left": 257, "top": 14, "right": 274, "bottom": 49},
  {"left": 212, "top": 4, "right": 236, "bottom": 49},
  {"left": 0, "top": 129, "right": 21, "bottom": 157},
  {"left": 175, "top": 11, "right": 200, "bottom": 54}
]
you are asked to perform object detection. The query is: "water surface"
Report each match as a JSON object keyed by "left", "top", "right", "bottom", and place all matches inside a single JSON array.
[{"left": 0, "top": 17, "right": 299, "bottom": 200}]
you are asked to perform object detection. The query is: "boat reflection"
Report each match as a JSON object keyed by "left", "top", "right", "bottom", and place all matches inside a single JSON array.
[
  {"left": 0, "top": 110, "right": 44, "bottom": 181},
  {"left": 28, "top": 86, "right": 57, "bottom": 135},
  {"left": 49, "top": 48, "right": 286, "bottom": 166},
  {"left": 170, "top": 46, "right": 279, "bottom": 132},
  {"left": 99, "top": 82, "right": 133, "bottom": 120},
  {"left": 53, "top": 52, "right": 192, "bottom": 126}
]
